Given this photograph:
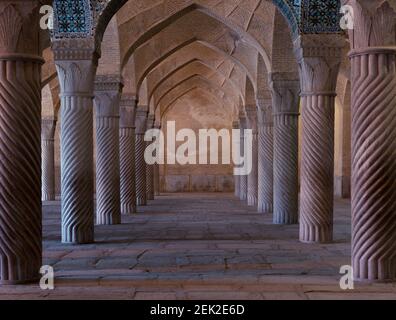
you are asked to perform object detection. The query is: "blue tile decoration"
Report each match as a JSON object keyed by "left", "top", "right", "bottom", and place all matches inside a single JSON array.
[
  {"left": 301, "top": 0, "right": 341, "bottom": 33},
  {"left": 53, "top": 0, "right": 92, "bottom": 38},
  {"left": 52, "top": 0, "right": 341, "bottom": 39}
]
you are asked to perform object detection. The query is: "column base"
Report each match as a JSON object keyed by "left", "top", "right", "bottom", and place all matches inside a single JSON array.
[
  {"left": 258, "top": 203, "right": 272, "bottom": 214},
  {"left": 0, "top": 277, "right": 40, "bottom": 286}
]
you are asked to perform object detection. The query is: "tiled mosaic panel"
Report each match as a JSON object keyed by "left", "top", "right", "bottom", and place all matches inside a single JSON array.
[
  {"left": 53, "top": 0, "right": 341, "bottom": 38},
  {"left": 54, "top": 0, "right": 91, "bottom": 36},
  {"left": 302, "top": 0, "right": 341, "bottom": 33}
]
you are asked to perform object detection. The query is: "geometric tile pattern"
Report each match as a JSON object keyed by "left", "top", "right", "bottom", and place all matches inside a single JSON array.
[
  {"left": 301, "top": 0, "right": 341, "bottom": 33},
  {"left": 53, "top": 0, "right": 341, "bottom": 39},
  {"left": 53, "top": 0, "right": 92, "bottom": 37}
]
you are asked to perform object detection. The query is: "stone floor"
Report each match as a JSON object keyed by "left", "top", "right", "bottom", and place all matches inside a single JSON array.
[{"left": 1, "top": 193, "right": 395, "bottom": 300}]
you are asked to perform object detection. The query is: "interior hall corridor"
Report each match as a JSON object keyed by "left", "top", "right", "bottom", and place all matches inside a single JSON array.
[
  {"left": 1, "top": 0, "right": 396, "bottom": 301},
  {"left": 0, "top": 194, "right": 395, "bottom": 300}
]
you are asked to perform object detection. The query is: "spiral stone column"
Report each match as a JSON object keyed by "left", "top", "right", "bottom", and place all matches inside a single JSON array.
[
  {"left": 42, "top": 118, "right": 57, "bottom": 201},
  {"left": 232, "top": 121, "right": 240, "bottom": 197},
  {"left": 294, "top": 35, "right": 343, "bottom": 243},
  {"left": 53, "top": 39, "right": 98, "bottom": 244},
  {"left": 246, "top": 106, "right": 258, "bottom": 207},
  {"left": 94, "top": 75, "right": 123, "bottom": 225},
  {"left": 120, "top": 95, "right": 138, "bottom": 215},
  {"left": 146, "top": 114, "right": 155, "bottom": 201},
  {"left": 344, "top": 0, "right": 396, "bottom": 282},
  {"left": 238, "top": 114, "right": 248, "bottom": 201},
  {"left": 270, "top": 77, "right": 300, "bottom": 225},
  {"left": 135, "top": 107, "right": 148, "bottom": 206},
  {"left": 153, "top": 123, "right": 161, "bottom": 196},
  {"left": 0, "top": 3, "right": 43, "bottom": 284},
  {"left": 257, "top": 99, "right": 273, "bottom": 214}
]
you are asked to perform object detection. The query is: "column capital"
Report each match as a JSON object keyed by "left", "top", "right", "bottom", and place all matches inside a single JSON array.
[
  {"left": 41, "top": 118, "right": 57, "bottom": 140},
  {"left": 269, "top": 77, "right": 300, "bottom": 115},
  {"left": 51, "top": 37, "right": 100, "bottom": 62},
  {"left": 232, "top": 121, "right": 239, "bottom": 130},
  {"left": 94, "top": 75, "right": 123, "bottom": 118},
  {"left": 245, "top": 106, "right": 258, "bottom": 133},
  {"left": 294, "top": 34, "right": 345, "bottom": 95},
  {"left": 120, "top": 96, "right": 138, "bottom": 129},
  {"left": 135, "top": 107, "right": 149, "bottom": 134},
  {"left": 95, "top": 75, "right": 124, "bottom": 92},
  {"left": 343, "top": 0, "right": 396, "bottom": 50},
  {"left": 146, "top": 114, "right": 155, "bottom": 130},
  {"left": 0, "top": 2, "right": 43, "bottom": 56},
  {"left": 120, "top": 94, "right": 138, "bottom": 106}
]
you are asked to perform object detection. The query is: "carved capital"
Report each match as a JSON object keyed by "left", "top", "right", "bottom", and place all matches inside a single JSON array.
[
  {"left": 269, "top": 77, "right": 300, "bottom": 115},
  {"left": 146, "top": 114, "right": 155, "bottom": 130},
  {"left": 245, "top": 105, "right": 258, "bottom": 132},
  {"left": 257, "top": 99, "right": 273, "bottom": 127},
  {"left": 51, "top": 37, "right": 100, "bottom": 62},
  {"left": 94, "top": 75, "right": 123, "bottom": 118},
  {"left": 0, "top": 2, "right": 41, "bottom": 55},
  {"left": 95, "top": 75, "right": 124, "bottom": 92},
  {"left": 120, "top": 94, "right": 138, "bottom": 128},
  {"left": 343, "top": 0, "right": 396, "bottom": 50},
  {"left": 55, "top": 59, "right": 97, "bottom": 95},
  {"left": 41, "top": 118, "right": 57, "bottom": 140},
  {"left": 135, "top": 107, "right": 149, "bottom": 134},
  {"left": 294, "top": 34, "right": 345, "bottom": 94}
]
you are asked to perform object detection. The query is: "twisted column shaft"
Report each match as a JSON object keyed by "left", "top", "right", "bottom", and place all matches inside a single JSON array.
[
  {"left": 42, "top": 118, "right": 57, "bottom": 201},
  {"left": 270, "top": 78, "right": 300, "bottom": 225},
  {"left": 257, "top": 101, "right": 273, "bottom": 214},
  {"left": 120, "top": 96, "right": 137, "bottom": 215},
  {"left": 233, "top": 121, "right": 240, "bottom": 197},
  {"left": 135, "top": 108, "right": 148, "bottom": 206},
  {"left": 294, "top": 34, "right": 343, "bottom": 243},
  {"left": 238, "top": 116, "right": 248, "bottom": 201},
  {"left": 54, "top": 41, "right": 98, "bottom": 244},
  {"left": 0, "top": 3, "right": 42, "bottom": 284},
  {"left": 154, "top": 163, "right": 160, "bottom": 196},
  {"left": 246, "top": 107, "right": 258, "bottom": 207},
  {"left": 345, "top": 0, "right": 396, "bottom": 282},
  {"left": 146, "top": 115, "right": 155, "bottom": 201},
  {"left": 94, "top": 76, "right": 123, "bottom": 225}
]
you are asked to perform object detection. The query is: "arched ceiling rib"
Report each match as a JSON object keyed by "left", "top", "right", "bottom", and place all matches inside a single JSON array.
[
  {"left": 129, "top": 10, "right": 259, "bottom": 94},
  {"left": 149, "top": 60, "right": 243, "bottom": 114},
  {"left": 157, "top": 75, "right": 238, "bottom": 119}
]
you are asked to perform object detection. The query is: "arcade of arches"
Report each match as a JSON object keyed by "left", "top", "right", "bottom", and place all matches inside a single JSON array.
[{"left": 0, "top": 0, "right": 396, "bottom": 299}]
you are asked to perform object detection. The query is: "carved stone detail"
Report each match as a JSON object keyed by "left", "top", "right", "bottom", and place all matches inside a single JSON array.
[
  {"left": 257, "top": 99, "right": 273, "bottom": 214},
  {"left": 232, "top": 121, "right": 240, "bottom": 197},
  {"left": 135, "top": 107, "right": 148, "bottom": 206},
  {"left": 146, "top": 114, "right": 155, "bottom": 201},
  {"left": 238, "top": 114, "right": 248, "bottom": 202},
  {"left": 0, "top": 2, "right": 43, "bottom": 284},
  {"left": 294, "top": 34, "right": 344, "bottom": 243},
  {"left": 94, "top": 76, "right": 123, "bottom": 225},
  {"left": 270, "top": 78, "right": 300, "bottom": 225},
  {"left": 55, "top": 58, "right": 97, "bottom": 244},
  {"left": 42, "top": 118, "right": 57, "bottom": 201},
  {"left": 344, "top": 0, "right": 396, "bottom": 282},
  {"left": 246, "top": 106, "right": 258, "bottom": 207},
  {"left": 120, "top": 96, "right": 138, "bottom": 215}
]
